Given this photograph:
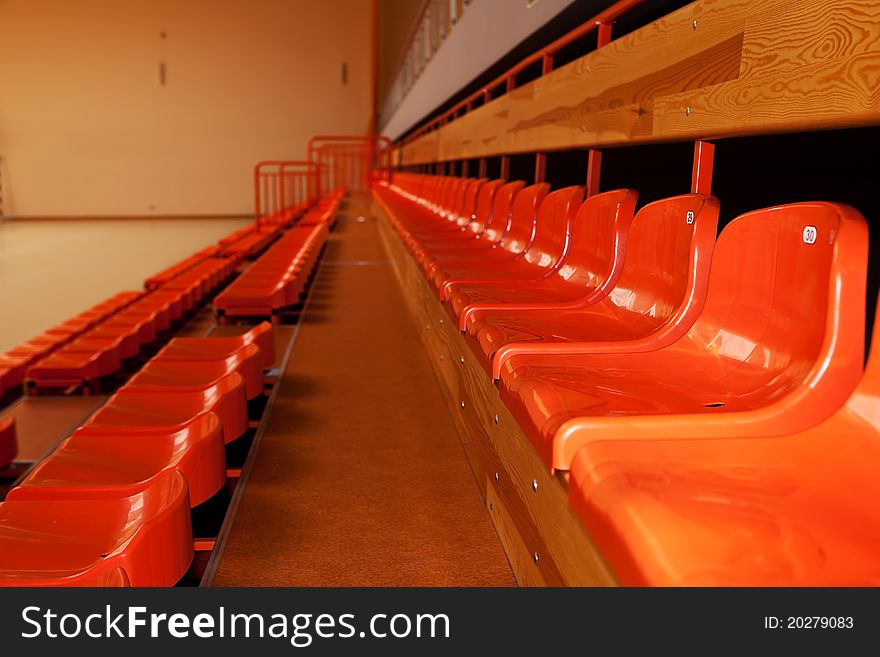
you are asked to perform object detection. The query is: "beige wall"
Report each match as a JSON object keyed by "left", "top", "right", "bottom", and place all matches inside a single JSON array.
[{"left": 0, "top": 0, "right": 371, "bottom": 217}]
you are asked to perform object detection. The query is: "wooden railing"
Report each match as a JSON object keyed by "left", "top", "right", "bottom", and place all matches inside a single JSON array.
[{"left": 395, "top": 0, "right": 880, "bottom": 167}]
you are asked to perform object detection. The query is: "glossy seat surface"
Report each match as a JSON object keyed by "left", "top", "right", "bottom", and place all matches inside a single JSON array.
[
  {"left": 471, "top": 194, "right": 719, "bottom": 377},
  {"left": 8, "top": 414, "right": 225, "bottom": 508},
  {"left": 27, "top": 336, "right": 123, "bottom": 386},
  {"left": 569, "top": 400, "right": 880, "bottom": 586},
  {"left": 0, "top": 470, "right": 192, "bottom": 587},
  {"left": 446, "top": 189, "right": 638, "bottom": 324},
  {"left": 436, "top": 186, "right": 583, "bottom": 303},
  {"left": 398, "top": 180, "right": 525, "bottom": 260},
  {"left": 159, "top": 322, "right": 275, "bottom": 369},
  {"left": 401, "top": 179, "right": 523, "bottom": 269},
  {"left": 85, "top": 372, "right": 248, "bottom": 443},
  {"left": 430, "top": 183, "right": 549, "bottom": 293},
  {"left": 501, "top": 202, "right": 868, "bottom": 470},
  {"left": 130, "top": 343, "right": 263, "bottom": 400},
  {"left": 411, "top": 179, "right": 504, "bottom": 254}
]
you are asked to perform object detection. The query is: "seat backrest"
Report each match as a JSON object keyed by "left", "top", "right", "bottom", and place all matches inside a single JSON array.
[
  {"left": 486, "top": 181, "right": 526, "bottom": 242},
  {"left": 425, "top": 176, "right": 448, "bottom": 206},
  {"left": 556, "top": 188, "right": 638, "bottom": 294},
  {"left": 599, "top": 194, "right": 719, "bottom": 332},
  {"left": 442, "top": 178, "right": 469, "bottom": 216},
  {"left": 440, "top": 177, "right": 466, "bottom": 213},
  {"left": 455, "top": 178, "right": 488, "bottom": 225},
  {"left": 500, "top": 183, "right": 551, "bottom": 255},
  {"left": 522, "top": 186, "right": 583, "bottom": 271},
  {"left": 682, "top": 202, "right": 867, "bottom": 408},
  {"left": 469, "top": 179, "right": 505, "bottom": 234},
  {"left": 418, "top": 176, "right": 438, "bottom": 203}
]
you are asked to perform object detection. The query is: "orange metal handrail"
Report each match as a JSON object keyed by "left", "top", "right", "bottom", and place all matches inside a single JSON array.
[
  {"left": 307, "top": 135, "right": 393, "bottom": 197},
  {"left": 400, "top": 0, "right": 646, "bottom": 147},
  {"left": 253, "top": 160, "right": 318, "bottom": 228}
]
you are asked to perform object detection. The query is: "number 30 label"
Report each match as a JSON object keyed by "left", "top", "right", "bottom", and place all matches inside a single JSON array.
[{"left": 803, "top": 225, "right": 817, "bottom": 244}]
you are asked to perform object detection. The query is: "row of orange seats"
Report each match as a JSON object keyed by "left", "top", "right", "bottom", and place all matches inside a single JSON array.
[
  {"left": 0, "top": 196, "right": 320, "bottom": 479},
  {"left": 375, "top": 173, "right": 880, "bottom": 586},
  {"left": 0, "top": 186, "right": 337, "bottom": 584},
  {"left": 214, "top": 193, "right": 343, "bottom": 320},
  {"left": 0, "top": 323, "right": 274, "bottom": 586},
  {"left": 27, "top": 258, "right": 238, "bottom": 394},
  {"left": 216, "top": 199, "right": 315, "bottom": 258},
  {"left": 0, "top": 195, "right": 323, "bottom": 403}
]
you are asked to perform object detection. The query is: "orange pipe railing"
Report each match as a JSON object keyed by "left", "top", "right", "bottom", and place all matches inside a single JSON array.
[{"left": 400, "top": 0, "right": 646, "bottom": 148}]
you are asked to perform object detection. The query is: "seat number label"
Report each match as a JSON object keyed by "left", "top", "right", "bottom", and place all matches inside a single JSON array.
[
  {"left": 686, "top": 211, "right": 694, "bottom": 225},
  {"left": 803, "top": 225, "right": 817, "bottom": 244}
]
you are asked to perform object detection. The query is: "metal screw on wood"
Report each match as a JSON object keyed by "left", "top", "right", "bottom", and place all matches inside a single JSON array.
[
  {"left": 533, "top": 553, "right": 539, "bottom": 564},
  {"left": 686, "top": 106, "right": 692, "bottom": 117},
  {"left": 489, "top": 502, "right": 494, "bottom": 510},
  {"left": 495, "top": 472, "right": 499, "bottom": 482},
  {"left": 460, "top": 401, "right": 465, "bottom": 408},
  {"left": 494, "top": 414, "right": 500, "bottom": 424},
  {"left": 692, "top": 19, "right": 698, "bottom": 30},
  {"left": 532, "top": 479, "right": 538, "bottom": 492},
  {"left": 439, "top": 318, "right": 443, "bottom": 324},
  {"left": 460, "top": 356, "right": 465, "bottom": 363}
]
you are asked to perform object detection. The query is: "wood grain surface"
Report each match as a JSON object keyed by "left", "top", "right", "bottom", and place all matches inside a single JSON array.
[{"left": 398, "top": 0, "right": 880, "bottom": 164}]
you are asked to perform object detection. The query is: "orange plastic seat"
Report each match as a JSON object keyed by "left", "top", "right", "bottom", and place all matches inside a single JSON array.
[
  {"left": 407, "top": 178, "right": 492, "bottom": 251},
  {"left": 0, "top": 470, "right": 192, "bottom": 587},
  {"left": 569, "top": 292, "right": 880, "bottom": 586},
  {"left": 128, "top": 343, "right": 264, "bottom": 400},
  {"left": 85, "top": 372, "right": 248, "bottom": 444},
  {"left": 397, "top": 178, "right": 486, "bottom": 242},
  {"left": 468, "top": 194, "right": 719, "bottom": 378},
  {"left": 158, "top": 322, "right": 275, "bottom": 370},
  {"left": 415, "top": 181, "right": 525, "bottom": 272},
  {"left": 100, "top": 314, "right": 157, "bottom": 348},
  {"left": 126, "top": 298, "right": 172, "bottom": 332},
  {"left": 83, "top": 323, "right": 141, "bottom": 360},
  {"left": 112, "top": 308, "right": 160, "bottom": 345},
  {"left": 447, "top": 189, "right": 637, "bottom": 323},
  {"left": 8, "top": 413, "right": 225, "bottom": 508},
  {"left": 26, "top": 336, "right": 123, "bottom": 392},
  {"left": 501, "top": 202, "right": 868, "bottom": 470},
  {"left": 376, "top": 177, "right": 514, "bottom": 263},
  {"left": 409, "top": 179, "right": 507, "bottom": 259},
  {"left": 0, "top": 418, "right": 17, "bottom": 469},
  {"left": 214, "top": 224, "right": 327, "bottom": 317},
  {"left": 430, "top": 183, "right": 550, "bottom": 294},
  {"left": 432, "top": 186, "right": 584, "bottom": 311}
]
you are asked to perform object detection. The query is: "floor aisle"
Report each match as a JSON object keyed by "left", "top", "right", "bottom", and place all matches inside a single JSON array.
[{"left": 211, "top": 198, "right": 515, "bottom": 586}]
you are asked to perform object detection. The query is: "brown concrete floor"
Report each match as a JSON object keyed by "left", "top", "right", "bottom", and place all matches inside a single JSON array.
[
  {"left": 211, "top": 203, "right": 515, "bottom": 586},
  {"left": 0, "top": 395, "right": 106, "bottom": 461}
]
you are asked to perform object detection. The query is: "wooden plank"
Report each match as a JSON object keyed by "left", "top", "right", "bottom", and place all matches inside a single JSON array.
[{"left": 399, "top": 0, "right": 880, "bottom": 164}]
